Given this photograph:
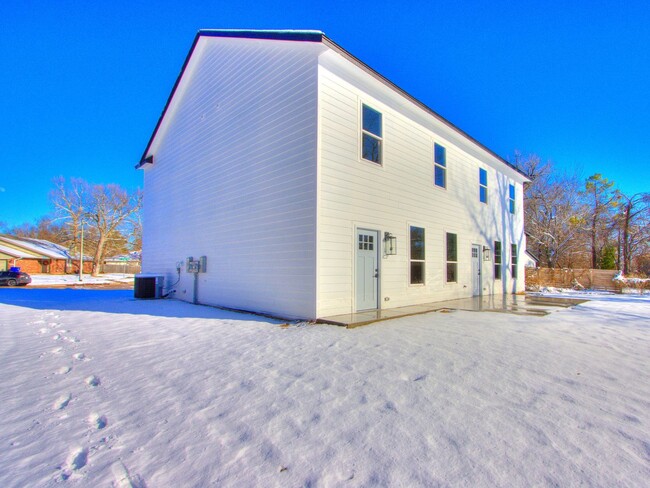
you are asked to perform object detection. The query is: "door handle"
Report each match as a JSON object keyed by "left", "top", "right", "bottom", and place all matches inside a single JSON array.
[{"left": 374, "top": 269, "right": 379, "bottom": 278}]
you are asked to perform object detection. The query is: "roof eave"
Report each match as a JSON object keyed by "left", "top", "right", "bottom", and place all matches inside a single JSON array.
[
  {"left": 320, "top": 35, "right": 529, "bottom": 181},
  {"left": 137, "top": 29, "right": 529, "bottom": 181},
  {"left": 136, "top": 29, "right": 325, "bottom": 169}
]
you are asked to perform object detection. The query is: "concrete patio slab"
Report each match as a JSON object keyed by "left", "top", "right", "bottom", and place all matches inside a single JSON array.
[{"left": 318, "top": 294, "right": 588, "bottom": 328}]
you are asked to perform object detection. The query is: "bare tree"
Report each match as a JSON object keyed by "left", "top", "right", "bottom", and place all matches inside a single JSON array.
[
  {"left": 615, "top": 191, "right": 650, "bottom": 274},
  {"left": 51, "top": 178, "right": 142, "bottom": 276},
  {"left": 583, "top": 174, "right": 619, "bottom": 269},
  {"left": 518, "top": 154, "right": 586, "bottom": 267},
  {"left": 51, "top": 177, "right": 87, "bottom": 254},
  {"left": 5, "top": 216, "right": 67, "bottom": 243}
]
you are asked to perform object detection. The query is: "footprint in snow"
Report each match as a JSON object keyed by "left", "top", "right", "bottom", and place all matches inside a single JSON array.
[
  {"left": 73, "top": 352, "right": 89, "bottom": 361},
  {"left": 39, "top": 328, "right": 49, "bottom": 334},
  {"left": 49, "top": 322, "right": 60, "bottom": 328},
  {"left": 52, "top": 334, "right": 62, "bottom": 341},
  {"left": 55, "top": 366, "right": 72, "bottom": 375},
  {"left": 60, "top": 447, "right": 88, "bottom": 480},
  {"left": 51, "top": 347, "right": 64, "bottom": 355},
  {"left": 85, "top": 375, "right": 100, "bottom": 387},
  {"left": 112, "top": 461, "right": 147, "bottom": 488},
  {"left": 53, "top": 394, "right": 71, "bottom": 410},
  {"left": 64, "top": 336, "right": 80, "bottom": 343},
  {"left": 88, "top": 412, "right": 108, "bottom": 430}
]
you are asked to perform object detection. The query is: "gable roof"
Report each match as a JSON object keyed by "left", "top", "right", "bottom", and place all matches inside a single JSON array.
[
  {"left": 138, "top": 29, "right": 528, "bottom": 179},
  {"left": 0, "top": 235, "right": 73, "bottom": 260},
  {"left": 0, "top": 243, "right": 32, "bottom": 258}
]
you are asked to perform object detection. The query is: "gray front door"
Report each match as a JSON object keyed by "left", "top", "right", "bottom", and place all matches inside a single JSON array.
[
  {"left": 471, "top": 244, "right": 481, "bottom": 296},
  {"left": 356, "top": 229, "right": 379, "bottom": 311}
]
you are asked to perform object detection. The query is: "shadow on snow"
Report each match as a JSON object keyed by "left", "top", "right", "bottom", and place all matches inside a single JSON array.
[{"left": 0, "top": 288, "right": 280, "bottom": 323}]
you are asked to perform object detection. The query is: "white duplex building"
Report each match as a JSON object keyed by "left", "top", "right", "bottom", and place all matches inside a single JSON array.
[{"left": 138, "top": 29, "right": 529, "bottom": 320}]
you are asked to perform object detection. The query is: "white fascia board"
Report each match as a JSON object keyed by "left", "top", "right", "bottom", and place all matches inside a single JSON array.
[{"left": 145, "top": 38, "right": 209, "bottom": 161}]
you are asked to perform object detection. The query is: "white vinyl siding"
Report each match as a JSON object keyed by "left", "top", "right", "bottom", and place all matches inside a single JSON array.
[
  {"left": 142, "top": 34, "right": 527, "bottom": 320},
  {"left": 142, "top": 37, "right": 322, "bottom": 319},
  {"left": 317, "top": 50, "right": 526, "bottom": 316}
]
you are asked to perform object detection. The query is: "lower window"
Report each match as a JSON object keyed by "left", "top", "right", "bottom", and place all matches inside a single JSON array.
[
  {"left": 446, "top": 233, "right": 457, "bottom": 283},
  {"left": 511, "top": 244, "right": 518, "bottom": 278},
  {"left": 494, "top": 241, "right": 502, "bottom": 280},
  {"left": 410, "top": 226, "right": 425, "bottom": 284}
]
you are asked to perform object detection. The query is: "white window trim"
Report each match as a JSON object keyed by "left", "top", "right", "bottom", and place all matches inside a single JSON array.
[
  {"left": 445, "top": 231, "right": 458, "bottom": 284},
  {"left": 433, "top": 142, "right": 447, "bottom": 190},
  {"left": 408, "top": 223, "right": 426, "bottom": 286},
  {"left": 511, "top": 243, "right": 518, "bottom": 279},
  {"left": 360, "top": 102, "right": 383, "bottom": 166},
  {"left": 479, "top": 168, "right": 488, "bottom": 204},
  {"left": 494, "top": 240, "right": 502, "bottom": 280}
]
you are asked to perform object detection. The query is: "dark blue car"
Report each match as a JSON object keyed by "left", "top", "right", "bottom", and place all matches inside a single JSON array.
[{"left": 0, "top": 271, "right": 31, "bottom": 286}]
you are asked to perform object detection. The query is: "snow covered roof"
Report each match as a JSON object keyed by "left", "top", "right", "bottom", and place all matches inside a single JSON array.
[
  {"left": 0, "top": 243, "right": 33, "bottom": 258},
  {"left": 138, "top": 29, "right": 528, "bottom": 180},
  {"left": 0, "top": 235, "right": 73, "bottom": 260},
  {"left": 525, "top": 249, "right": 539, "bottom": 264}
]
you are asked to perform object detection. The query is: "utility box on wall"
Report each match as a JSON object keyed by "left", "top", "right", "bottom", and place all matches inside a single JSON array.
[
  {"left": 134, "top": 274, "right": 165, "bottom": 299},
  {"left": 186, "top": 256, "right": 207, "bottom": 273}
]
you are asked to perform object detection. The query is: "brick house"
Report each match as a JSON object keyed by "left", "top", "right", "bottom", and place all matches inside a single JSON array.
[{"left": 0, "top": 235, "right": 92, "bottom": 274}]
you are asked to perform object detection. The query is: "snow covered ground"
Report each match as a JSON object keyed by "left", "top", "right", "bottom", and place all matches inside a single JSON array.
[
  {"left": 0, "top": 289, "right": 648, "bottom": 487},
  {"left": 28, "top": 274, "right": 134, "bottom": 287}
]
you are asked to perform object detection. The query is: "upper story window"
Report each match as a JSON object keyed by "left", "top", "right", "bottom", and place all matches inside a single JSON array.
[
  {"left": 434, "top": 143, "right": 446, "bottom": 188},
  {"left": 509, "top": 184, "right": 516, "bottom": 214},
  {"left": 479, "top": 168, "right": 488, "bottom": 204},
  {"left": 361, "top": 104, "right": 382, "bottom": 164},
  {"left": 410, "top": 226, "right": 425, "bottom": 284},
  {"left": 446, "top": 232, "right": 457, "bottom": 283}
]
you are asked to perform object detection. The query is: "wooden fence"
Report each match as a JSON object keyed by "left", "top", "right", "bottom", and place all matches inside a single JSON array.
[
  {"left": 102, "top": 263, "right": 141, "bottom": 274},
  {"left": 525, "top": 267, "right": 622, "bottom": 292}
]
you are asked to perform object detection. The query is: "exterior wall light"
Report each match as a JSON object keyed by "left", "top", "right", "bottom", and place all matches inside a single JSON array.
[
  {"left": 483, "top": 246, "right": 491, "bottom": 261},
  {"left": 384, "top": 232, "right": 397, "bottom": 255}
]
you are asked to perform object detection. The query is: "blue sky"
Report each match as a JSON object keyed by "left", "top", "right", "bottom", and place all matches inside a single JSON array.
[{"left": 1, "top": 0, "right": 648, "bottom": 226}]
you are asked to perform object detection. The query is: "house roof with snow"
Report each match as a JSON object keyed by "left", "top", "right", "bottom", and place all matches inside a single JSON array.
[
  {"left": 0, "top": 235, "right": 73, "bottom": 260},
  {"left": 137, "top": 29, "right": 527, "bottom": 179}
]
